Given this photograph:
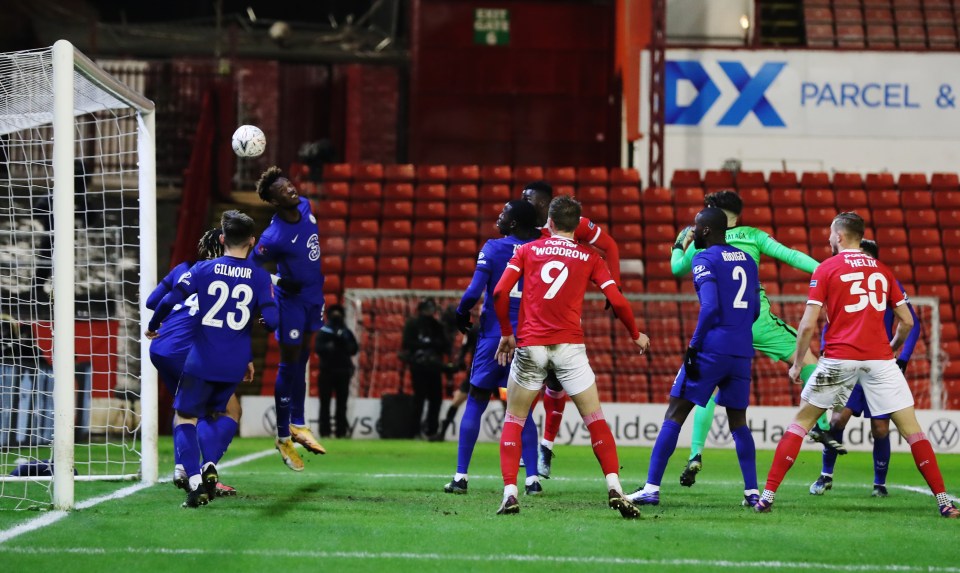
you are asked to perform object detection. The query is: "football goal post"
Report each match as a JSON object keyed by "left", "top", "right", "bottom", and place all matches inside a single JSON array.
[{"left": 0, "top": 40, "right": 156, "bottom": 510}]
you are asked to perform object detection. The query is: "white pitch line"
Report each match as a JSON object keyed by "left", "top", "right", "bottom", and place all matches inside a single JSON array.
[
  {"left": 0, "top": 448, "right": 276, "bottom": 545},
  {"left": 0, "top": 546, "right": 958, "bottom": 572}
]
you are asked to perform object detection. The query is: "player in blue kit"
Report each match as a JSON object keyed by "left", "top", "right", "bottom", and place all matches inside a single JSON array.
[
  {"left": 253, "top": 166, "right": 327, "bottom": 471},
  {"left": 627, "top": 208, "right": 762, "bottom": 507},
  {"left": 443, "top": 200, "right": 543, "bottom": 495},
  {"left": 809, "top": 239, "right": 921, "bottom": 497},
  {"left": 147, "top": 211, "right": 279, "bottom": 507},
  {"left": 147, "top": 227, "right": 240, "bottom": 496}
]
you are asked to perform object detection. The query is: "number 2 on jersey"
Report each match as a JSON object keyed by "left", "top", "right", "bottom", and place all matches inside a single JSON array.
[
  {"left": 732, "top": 265, "right": 749, "bottom": 309},
  {"left": 201, "top": 280, "right": 254, "bottom": 330}
]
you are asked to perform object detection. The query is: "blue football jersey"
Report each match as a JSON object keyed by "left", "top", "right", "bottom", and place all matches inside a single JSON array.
[
  {"left": 147, "top": 261, "right": 199, "bottom": 358},
  {"left": 691, "top": 245, "right": 759, "bottom": 357},
  {"left": 252, "top": 197, "right": 325, "bottom": 304},
  {"left": 475, "top": 235, "right": 532, "bottom": 338},
  {"left": 159, "top": 256, "right": 277, "bottom": 382}
]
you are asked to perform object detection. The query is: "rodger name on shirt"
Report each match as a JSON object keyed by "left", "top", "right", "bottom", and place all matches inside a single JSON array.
[
  {"left": 721, "top": 250, "right": 747, "bottom": 262},
  {"left": 532, "top": 238, "right": 592, "bottom": 261},
  {"left": 214, "top": 263, "right": 253, "bottom": 279}
]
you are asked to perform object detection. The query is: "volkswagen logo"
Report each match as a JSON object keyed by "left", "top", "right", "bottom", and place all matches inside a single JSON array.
[
  {"left": 482, "top": 409, "right": 505, "bottom": 440},
  {"left": 927, "top": 419, "right": 960, "bottom": 452},
  {"left": 706, "top": 412, "right": 733, "bottom": 445},
  {"left": 262, "top": 405, "right": 277, "bottom": 434}
]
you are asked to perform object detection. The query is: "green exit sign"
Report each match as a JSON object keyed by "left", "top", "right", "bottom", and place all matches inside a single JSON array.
[{"left": 474, "top": 8, "right": 510, "bottom": 46}]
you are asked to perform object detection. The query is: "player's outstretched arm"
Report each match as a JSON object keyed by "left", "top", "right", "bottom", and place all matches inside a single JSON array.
[
  {"left": 670, "top": 230, "right": 697, "bottom": 277},
  {"left": 889, "top": 302, "right": 915, "bottom": 355},
  {"left": 590, "top": 228, "right": 622, "bottom": 285},
  {"left": 146, "top": 285, "right": 189, "bottom": 335},
  {"left": 757, "top": 231, "right": 819, "bottom": 273},
  {"left": 789, "top": 304, "right": 822, "bottom": 383},
  {"left": 145, "top": 265, "right": 182, "bottom": 311}
]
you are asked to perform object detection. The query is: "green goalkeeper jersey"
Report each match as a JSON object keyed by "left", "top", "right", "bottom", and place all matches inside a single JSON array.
[{"left": 671, "top": 225, "right": 818, "bottom": 279}]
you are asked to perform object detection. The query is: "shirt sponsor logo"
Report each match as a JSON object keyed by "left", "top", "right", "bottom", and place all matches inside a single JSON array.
[
  {"left": 289, "top": 329, "right": 300, "bottom": 340},
  {"left": 588, "top": 221, "right": 596, "bottom": 230},
  {"left": 307, "top": 234, "right": 321, "bottom": 261},
  {"left": 693, "top": 265, "right": 706, "bottom": 274},
  {"left": 810, "top": 279, "right": 818, "bottom": 287}
]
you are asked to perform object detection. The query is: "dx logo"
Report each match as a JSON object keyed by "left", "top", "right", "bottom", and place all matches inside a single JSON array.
[
  {"left": 666, "top": 61, "right": 786, "bottom": 127},
  {"left": 927, "top": 419, "right": 960, "bottom": 451},
  {"left": 706, "top": 412, "right": 733, "bottom": 445}
]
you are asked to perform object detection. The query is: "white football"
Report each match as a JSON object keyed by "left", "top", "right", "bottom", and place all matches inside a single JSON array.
[{"left": 231, "top": 125, "right": 266, "bottom": 158}]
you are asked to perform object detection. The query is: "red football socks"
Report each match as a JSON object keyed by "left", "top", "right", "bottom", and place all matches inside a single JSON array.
[{"left": 763, "top": 423, "right": 806, "bottom": 493}]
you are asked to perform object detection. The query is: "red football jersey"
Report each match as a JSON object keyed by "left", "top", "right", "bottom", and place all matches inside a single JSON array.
[
  {"left": 496, "top": 235, "right": 637, "bottom": 346},
  {"left": 808, "top": 250, "right": 906, "bottom": 360}
]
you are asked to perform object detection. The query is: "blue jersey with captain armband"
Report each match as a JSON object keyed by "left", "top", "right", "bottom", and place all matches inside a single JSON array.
[
  {"left": 146, "top": 261, "right": 199, "bottom": 358},
  {"left": 251, "top": 197, "right": 325, "bottom": 304},
  {"left": 458, "top": 235, "right": 532, "bottom": 339},
  {"left": 149, "top": 256, "right": 278, "bottom": 382},
  {"left": 689, "top": 245, "right": 760, "bottom": 358}
]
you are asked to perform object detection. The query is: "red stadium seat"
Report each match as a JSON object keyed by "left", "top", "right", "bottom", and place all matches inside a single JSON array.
[
  {"left": 577, "top": 166, "right": 609, "bottom": 185},
  {"left": 384, "top": 182, "right": 414, "bottom": 201},
  {"left": 611, "top": 204, "right": 641, "bottom": 224},
  {"left": 620, "top": 241, "right": 643, "bottom": 258},
  {"left": 909, "top": 227, "right": 941, "bottom": 245},
  {"left": 381, "top": 220, "right": 412, "bottom": 237},
  {"left": 443, "top": 276, "right": 472, "bottom": 290},
  {"left": 555, "top": 184, "right": 576, "bottom": 197},
  {"left": 585, "top": 204, "right": 610, "bottom": 225},
  {"left": 412, "top": 257, "right": 442, "bottom": 275},
  {"left": 804, "top": 188, "right": 836, "bottom": 207},
  {"left": 912, "top": 246, "right": 943, "bottom": 264},
  {"left": 740, "top": 187, "right": 770, "bottom": 205},
  {"left": 444, "top": 257, "right": 475, "bottom": 277},
  {"left": 773, "top": 206, "right": 806, "bottom": 227},
  {"left": 415, "top": 201, "right": 446, "bottom": 220},
  {"left": 896, "top": 23, "right": 926, "bottom": 48},
  {"left": 674, "top": 187, "right": 705, "bottom": 205},
  {"left": 904, "top": 209, "right": 938, "bottom": 228},
  {"left": 777, "top": 227, "right": 809, "bottom": 248},
  {"left": 835, "top": 7, "right": 863, "bottom": 23},
  {"left": 382, "top": 200, "right": 413, "bottom": 219},
  {"left": 915, "top": 265, "right": 948, "bottom": 284},
  {"left": 379, "top": 238, "right": 411, "bottom": 256},
  {"left": 864, "top": 6, "right": 893, "bottom": 23},
  {"left": 413, "top": 239, "right": 444, "bottom": 254},
  {"left": 770, "top": 187, "right": 803, "bottom": 206},
  {"left": 349, "top": 200, "right": 382, "bottom": 219},
  {"left": 768, "top": 171, "right": 799, "bottom": 188},
  {"left": 447, "top": 202, "right": 479, "bottom": 220},
  {"left": 643, "top": 186, "right": 672, "bottom": 204},
  {"left": 415, "top": 184, "right": 446, "bottom": 201},
  {"left": 480, "top": 184, "right": 511, "bottom": 203},
  {"left": 866, "top": 23, "right": 896, "bottom": 47},
  {"left": 323, "top": 200, "right": 348, "bottom": 218},
  {"left": 448, "top": 165, "right": 479, "bottom": 183},
  {"left": 578, "top": 185, "right": 608, "bottom": 205},
  {"left": 742, "top": 206, "right": 773, "bottom": 226},
  {"left": 918, "top": 284, "right": 951, "bottom": 302},
  {"left": 323, "top": 274, "right": 341, "bottom": 293},
  {"left": 890, "top": 264, "right": 914, "bottom": 284},
  {"left": 807, "top": 23, "right": 835, "bottom": 47},
  {"left": 410, "top": 276, "right": 441, "bottom": 290},
  {"left": 321, "top": 181, "right": 350, "bottom": 200},
  {"left": 876, "top": 227, "right": 908, "bottom": 245},
  {"left": 347, "top": 219, "right": 378, "bottom": 237},
  {"left": 447, "top": 238, "right": 478, "bottom": 256},
  {"left": 674, "top": 205, "right": 701, "bottom": 227},
  {"left": 378, "top": 257, "right": 410, "bottom": 276},
  {"left": 643, "top": 204, "right": 675, "bottom": 225},
  {"left": 759, "top": 263, "right": 779, "bottom": 283},
  {"left": 610, "top": 185, "right": 642, "bottom": 204},
  {"left": 343, "top": 275, "right": 374, "bottom": 289},
  {"left": 900, "top": 189, "right": 933, "bottom": 209},
  {"left": 703, "top": 170, "right": 734, "bottom": 189},
  {"left": 647, "top": 279, "right": 679, "bottom": 294},
  {"left": 897, "top": 172, "right": 928, "bottom": 190},
  {"left": 347, "top": 238, "right": 378, "bottom": 256},
  {"left": 323, "top": 163, "right": 352, "bottom": 181},
  {"left": 807, "top": 207, "right": 837, "bottom": 227},
  {"left": 801, "top": 172, "right": 831, "bottom": 189},
  {"left": 645, "top": 260, "right": 675, "bottom": 279},
  {"left": 353, "top": 164, "right": 384, "bottom": 181},
  {"left": 928, "top": 25, "right": 958, "bottom": 48},
  {"left": 881, "top": 244, "right": 911, "bottom": 264},
  {"left": 867, "top": 189, "right": 901, "bottom": 209},
  {"left": 836, "top": 189, "right": 868, "bottom": 210},
  {"left": 322, "top": 255, "right": 343, "bottom": 275},
  {"left": 514, "top": 166, "right": 544, "bottom": 183},
  {"left": 610, "top": 167, "right": 640, "bottom": 185},
  {"left": 833, "top": 172, "right": 864, "bottom": 189},
  {"left": 448, "top": 220, "right": 479, "bottom": 238},
  {"left": 942, "top": 228, "right": 960, "bottom": 246},
  {"left": 448, "top": 184, "right": 479, "bottom": 203},
  {"left": 865, "top": 172, "right": 895, "bottom": 190},
  {"left": 417, "top": 164, "right": 448, "bottom": 182},
  {"left": 735, "top": 171, "right": 766, "bottom": 189},
  {"left": 545, "top": 166, "right": 577, "bottom": 184},
  {"left": 871, "top": 207, "right": 905, "bottom": 228},
  {"left": 384, "top": 164, "right": 416, "bottom": 182},
  {"left": 481, "top": 201, "right": 503, "bottom": 220},
  {"left": 615, "top": 223, "right": 645, "bottom": 241},
  {"left": 836, "top": 23, "right": 866, "bottom": 47},
  {"left": 930, "top": 172, "right": 959, "bottom": 190},
  {"left": 670, "top": 169, "right": 701, "bottom": 187},
  {"left": 320, "top": 236, "right": 345, "bottom": 255},
  {"left": 376, "top": 275, "right": 409, "bottom": 289},
  {"left": 933, "top": 190, "right": 960, "bottom": 210},
  {"left": 479, "top": 165, "right": 512, "bottom": 183}
]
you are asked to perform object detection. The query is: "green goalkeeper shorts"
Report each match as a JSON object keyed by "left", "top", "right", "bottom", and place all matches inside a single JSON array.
[{"left": 752, "top": 294, "right": 800, "bottom": 363}]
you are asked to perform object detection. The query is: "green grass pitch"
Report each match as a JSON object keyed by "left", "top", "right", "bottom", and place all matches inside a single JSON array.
[{"left": 0, "top": 437, "right": 957, "bottom": 572}]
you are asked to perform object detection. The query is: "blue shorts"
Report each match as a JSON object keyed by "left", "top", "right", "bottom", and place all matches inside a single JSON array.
[
  {"left": 150, "top": 349, "right": 187, "bottom": 396},
  {"left": 844, "top": 383, "right": 890, "bottom": 420},
  {"left": 276, "top": 296, "right": 324, "bottom": 345},
  {"left": 469, "top": 336, "right": 509, "bottom": 391},
  {"left": 173, "top": 372, "right": 239, "bottom": 418},
  {"left": 670, "top": 352, "right": 752, "bottom": 410}
]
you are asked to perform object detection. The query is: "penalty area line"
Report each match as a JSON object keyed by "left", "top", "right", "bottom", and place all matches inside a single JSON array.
[
  {"left": 0, "top": 546, "right": 959, "bottom": 572},
  {"left": 0, "top": 448, "right": 276, "bottom": 545}
]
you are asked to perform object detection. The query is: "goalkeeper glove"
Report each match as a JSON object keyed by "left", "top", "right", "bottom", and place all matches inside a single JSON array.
[
  {"left": 684, "top": 346, "right": 700, "bottom": 380},
  {"left": 455, "top": 310, "right": 473, "bottom": 334},
  {"left": 674, "top": 226, "right": 693, "bottom": 250},
  {"left": 896, "top": 358, "right": 908, "bottom": 373},
  {"left": 277, "top": 277, "right": 302, "bottom": 295}
]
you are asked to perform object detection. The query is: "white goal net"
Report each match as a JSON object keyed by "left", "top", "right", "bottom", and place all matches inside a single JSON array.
[
  {"left": 0, "top": 41, "right": 157, "bottom": 510},
  {"left": 343, "top": 289, "right": 944, "bottom": 409}
]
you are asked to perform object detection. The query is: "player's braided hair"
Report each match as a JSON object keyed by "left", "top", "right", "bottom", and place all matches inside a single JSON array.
[
  {"left": 704, "top": 189, "right": 743, "bottom": 215},
  {"left": 256, "top": 166, "right": 283, "bottom": 202},
  {"left": 548, "top": 195, "right": 581, "bottom": 232},
  {"left": 197, "top": 227, "right": 224, "bottom": 261}
]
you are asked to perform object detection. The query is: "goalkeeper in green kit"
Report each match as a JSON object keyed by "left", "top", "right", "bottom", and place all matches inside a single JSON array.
[{"left": 670, "top": 190, "right": 841, "bottom": 487}]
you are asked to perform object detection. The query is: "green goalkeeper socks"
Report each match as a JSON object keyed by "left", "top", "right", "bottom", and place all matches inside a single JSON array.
[{"left": 688, "top": 395, "right": 717, "bottom": 461}]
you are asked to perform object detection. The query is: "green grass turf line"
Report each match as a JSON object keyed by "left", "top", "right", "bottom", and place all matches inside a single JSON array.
[{"left": 0, "top": 438, "right": 957, "bottom": 573}]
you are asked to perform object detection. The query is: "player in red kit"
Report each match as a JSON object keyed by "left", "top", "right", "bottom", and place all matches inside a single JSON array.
[
  {"left": 492, "top": 195, "right": 649, "bottom": 518},
  {"left": 755, "top": 212, "right": 959, "bottom": 518},
  {"left": 521, "top": 181, "right": 622, "bottom": 478}
]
